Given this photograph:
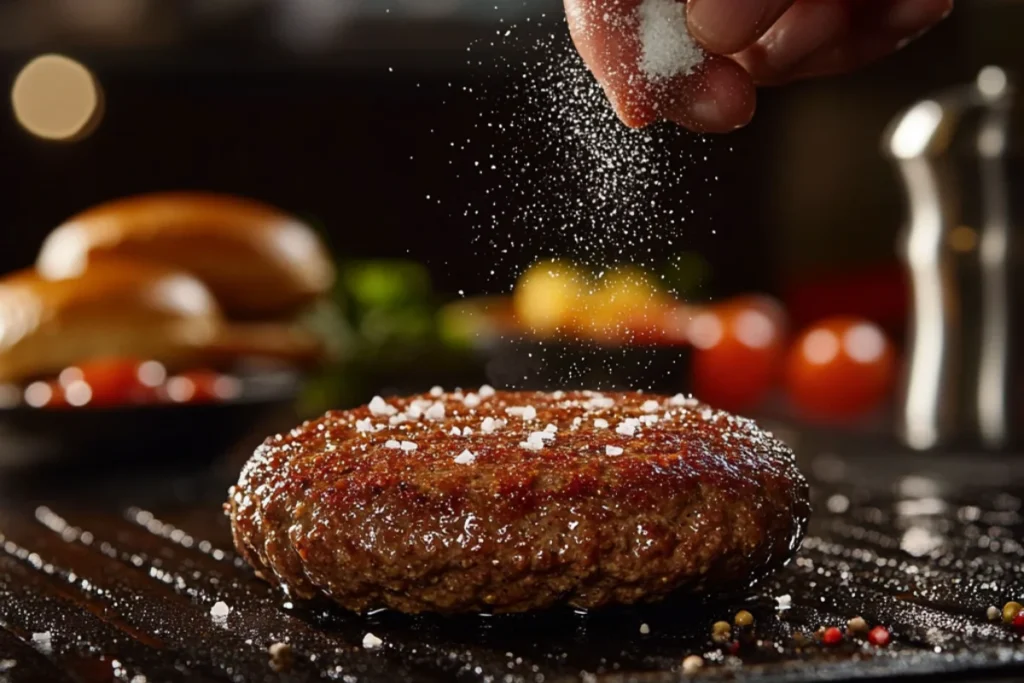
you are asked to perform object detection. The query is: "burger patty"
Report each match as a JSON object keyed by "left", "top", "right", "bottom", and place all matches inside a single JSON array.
[{"left": 226, "top": 389, "right": 810, "bottom": 614}]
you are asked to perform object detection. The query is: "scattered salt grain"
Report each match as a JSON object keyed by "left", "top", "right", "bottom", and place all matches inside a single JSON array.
[
  {"left": 385, "top": 440, "right": 401, "bottom": 449},
  {"left": 606, "top": 446, "right": 624, "bottom": 456},
  {"left": 506, "top": 405, "right": 538, "bottom": 420},
  {"left": 210, "top": 601, "right": 231, "bottom": 618},
  {"left": 463, "top": 426, "right": 473, "bottom": 436},
  {"left": 463, "top": 393, "right": 481, "bottom": 408},
  {"left": 388, "top": 414, "right": 408, "bottom": 425},
  {"left": 669, "top": 393, "right": 697, "bottom": 408},
  {"left": 552, "top": 390, "right": 566, "bottom": 399},
  {"left": 616, "top": 419, "right": 640, "bottom": 436},
  {"left": 639, "top": 414, "right": 659, "bottom": 425},
  {"left": 400, "top": 441, "right": 418, "bottom": 452},
  {"left": 451, "top": 426, "right": 462, "bottom": 436},
  {"left": 425, "top": 402, "right": 446, "bottom": 420},
  {"left": 362, "top": 633, "right": 383, "bottom": 650},
  {"left": 585, "top": 396, "right": 615, "bottom": 410},
  {"left": 369, "top": 396, "right": 397, "bottom": 417},
  {"left": 355, "top": 418, "right": 374, "bottom": 433},
  {"left": 544, "top": 423, "right": 558, "bottom": 433},
  {"left": 521, "top": 433, "right": 546, "bottom": 451},
  {"left": 594, "top": 418, "right": 609, "bottom": 429},
  {"left": 776, "top": 594, "right": 792, "bottom": 611},
  {"left": 641, "top": 399, "right": 660, "bottom": 413},
  {"left": 639, "top": 623, "right": 650, "bottom": 634},
  {"left": 481, "top": 417, "right": 500, "bottom": 434},
  {"left": 455, "top": 449, "right": 477, "bottom": 465},
  {"left": 478, "top": 384, "right": 496, "bottom": 398},
  {"left": 637, "top": 0, "right": 704, "bottom": 82},
  {"left": 531, "top": 430, "right": 556, "bottom": 442},
  {"left": 430, "top": 386, "right": 444, "bottom": 397}
]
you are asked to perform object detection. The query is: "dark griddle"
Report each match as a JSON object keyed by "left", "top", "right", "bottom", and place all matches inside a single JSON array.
[{"left": 1, "top": 426, "right": 1023, "bottom": 683}]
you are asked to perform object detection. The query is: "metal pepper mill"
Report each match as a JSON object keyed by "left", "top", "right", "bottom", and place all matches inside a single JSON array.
[{"left": 884, "top": 66, "right": 1022, "bottom": 451}]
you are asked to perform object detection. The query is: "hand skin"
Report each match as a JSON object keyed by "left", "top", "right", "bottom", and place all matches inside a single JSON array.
[{"left": 564, "top": 0, "right": 954, "bottom": 132}]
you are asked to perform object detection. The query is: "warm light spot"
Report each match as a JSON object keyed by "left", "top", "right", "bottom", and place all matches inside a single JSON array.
[
  {"left": 213, "top": 375, "right": 242, "bottom": 400},
  {"left": 0, "top": 384, "right": 20, "bottom": 408},
  {"left": 843, "top": 323, "right": 886, "bottom": 364},
  {"left": 64, "top": 380, "right": 93, "bottom": 407},
  {"left": 734, "top": 309, "right": 775, "bottom": 349},
  {"left": 11, "top": 54, "right": 103, "bottom": 141},
  {"left": 688, "top": 311, "right": 723, "bottom": 350},
  {"left": 58, "top": 366, "right": 84, "bottom": 389},
  {"left": 137, "top": 360, "right": 167, "bottom": 388},
  {"left": 802, "top": 329, "right": 840, "bottom": 365},
  {"left": 24, "top": 381, "right": 53, "bottom": 408},
  {"left": 165, "top": 376, "right": 195, "bottom": 403}
]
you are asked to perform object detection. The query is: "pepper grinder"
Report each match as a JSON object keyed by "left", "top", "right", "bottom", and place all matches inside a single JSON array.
[{"left": 884, "top": 66, "right": 1020, "bottom": 451}]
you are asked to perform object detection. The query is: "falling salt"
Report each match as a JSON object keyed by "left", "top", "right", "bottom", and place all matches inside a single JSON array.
[
  {"left": 637, "top": 0, "right": 704, "bottom": 81},
  {"left": 210, "top": 601, "right": 231, "bottom": 618},
  {"left": 362, "top": 632, "right": 383, "bottom": 649}
]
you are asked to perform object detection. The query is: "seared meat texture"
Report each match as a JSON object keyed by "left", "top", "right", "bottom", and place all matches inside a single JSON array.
[{"left": 227, "top": 390, "right": 810, "bottom": 614}]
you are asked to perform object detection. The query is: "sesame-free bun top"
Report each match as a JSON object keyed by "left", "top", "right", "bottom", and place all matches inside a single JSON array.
[
  {"left": 0, "top": 259, "right": 326, "bottom": 383},
  {"left": 36, "top": 192, "right": 335, "bottom": 319},
  {"left": 0, "top": 260, "right": 221, "bottom": 383}
]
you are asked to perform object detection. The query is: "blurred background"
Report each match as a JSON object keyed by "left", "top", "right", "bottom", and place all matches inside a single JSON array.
[{"left": 0, "top": 0, "right": 1021, "bottom": 460}]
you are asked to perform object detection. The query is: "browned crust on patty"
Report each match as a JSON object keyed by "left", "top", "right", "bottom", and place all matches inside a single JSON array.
[{"left": 227, "top": 389, "right": 810, "bottom": 614}]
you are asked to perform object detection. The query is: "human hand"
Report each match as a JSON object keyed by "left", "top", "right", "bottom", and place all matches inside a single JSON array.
[{"left": 564, "top": 0, "right": 954, "bottom": 131}]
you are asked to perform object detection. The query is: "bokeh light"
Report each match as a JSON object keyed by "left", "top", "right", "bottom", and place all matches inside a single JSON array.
[{"left": 11, "top": 54, "right": 104, "bottom": 141}]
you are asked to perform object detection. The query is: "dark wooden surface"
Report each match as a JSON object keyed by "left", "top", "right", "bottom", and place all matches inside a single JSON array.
[{"left": 1, "top": 424, "right": 1024, "bottom": 682}]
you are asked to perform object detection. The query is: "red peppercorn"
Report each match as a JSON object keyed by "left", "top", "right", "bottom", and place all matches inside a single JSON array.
[
  {"left": 822, "top": 627, "right": 843, "bottom": 646},
  {"left": 727, "top": 641, "right": 740, "bottom": 655},
  {"left": 1013, "top": 614, "right": 1024, "bottom": 630},
  {"left": 868, "top": 626, "right": 891, "bottom": 647}
]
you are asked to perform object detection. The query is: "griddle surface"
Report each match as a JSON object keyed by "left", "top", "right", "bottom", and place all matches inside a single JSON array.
[{"left": 1, "top": 428, "right": 1023, "bottom": 682}]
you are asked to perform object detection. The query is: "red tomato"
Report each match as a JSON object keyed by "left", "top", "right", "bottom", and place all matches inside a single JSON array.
[
  {"left": 72, "top": 358, "right": 162, "bottom": 406},
  {"left": 689, "top": 297, "right": 786, "bottom": 412},
  {"left": 784, "top": 317, "right": 896, "bottom": 420}
]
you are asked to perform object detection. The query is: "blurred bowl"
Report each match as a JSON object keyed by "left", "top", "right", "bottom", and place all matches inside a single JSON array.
[{"left": 0, "top": 369, "right": 301, "bottom": 471}]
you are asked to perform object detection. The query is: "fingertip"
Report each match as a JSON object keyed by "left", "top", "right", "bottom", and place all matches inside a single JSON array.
[{"left": 663, "top": 58, "right": 756, "bottom": 133}]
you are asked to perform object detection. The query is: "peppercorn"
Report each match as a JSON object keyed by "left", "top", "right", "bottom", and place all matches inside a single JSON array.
[
  {"left": 711, "top": 621, "right": 731, "bottom": 644},
  {"left": 727, "top": 641, "right": 741, "bottom": 655},
  {"left": 846, "top": 616, "right": 869, "bottom": 635},
  {"left": 987, "top": 606, "right": 1001, "bottom": 622},
  {"left": 1003, "top": 601, "right": 1023, "bottom": 624},
  {"left": 1013, "top": 614, "right": 1024, "bottom": 630},
  {"left": 734, "top": 610, "right": 754, "bottom": 628},
  {"left": 868, "top": 626, "right": 891, "bottom": 647},
  {"left": 822, "top": 627, "right": 843, "bottom": 646},
  {"left": 681, "top": 655, "right": 704, "bottom": 675}
]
